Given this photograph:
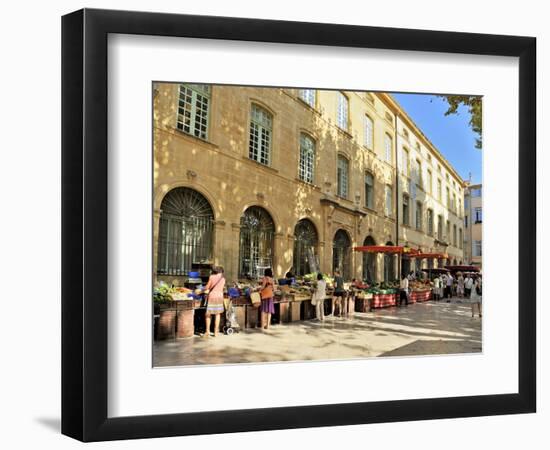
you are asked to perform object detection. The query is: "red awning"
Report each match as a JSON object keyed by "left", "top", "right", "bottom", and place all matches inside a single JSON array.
[
  {"left": 412, "top": 253, "right": 449, "bottom": 259},
  {"left": 353, "top": 245, "right": 420, "bottom": 254},
  {"left": 445, "top": 265, "right": 480, "bottom": 272}
]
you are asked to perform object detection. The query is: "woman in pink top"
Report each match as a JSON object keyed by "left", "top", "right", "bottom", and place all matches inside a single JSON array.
[{"left": 203, "top": 266, "right": 225, "bottom": 337}]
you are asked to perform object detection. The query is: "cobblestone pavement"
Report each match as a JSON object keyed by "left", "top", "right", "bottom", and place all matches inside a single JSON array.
[{"left": 153, "top": 299, "right": 482, "bottom": 367}]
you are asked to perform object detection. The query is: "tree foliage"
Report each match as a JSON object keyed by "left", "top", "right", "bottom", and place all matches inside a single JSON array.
[{"left": 436, "top": 95, "right": 482, "bottom": 149}]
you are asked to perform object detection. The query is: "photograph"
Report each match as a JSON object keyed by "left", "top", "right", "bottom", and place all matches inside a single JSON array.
[{"left": 151, "top": 83, "right": 483, "bottom": 367}]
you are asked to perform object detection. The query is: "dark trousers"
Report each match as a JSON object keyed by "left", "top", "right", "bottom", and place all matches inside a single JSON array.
[
  {"left": 399, "top": 290, "right": 409, "bottom": 306},
  {"left": 445, "top": 286, "right": 452, "bottom": 298}
]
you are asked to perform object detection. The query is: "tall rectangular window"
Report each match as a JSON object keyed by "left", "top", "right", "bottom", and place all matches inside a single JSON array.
[
  {"left": 364, "top": 115, "right": 374, "bottom": 150},
  {"left": 438, "top": 215, "right": 443, "bottom": 239},
  {"left": 299, "top": 133, "right": 315, "bottom": 183},
  {"left": 446, "top": 187, "right": 451, "bottom": 208},
  {"left": 453, "top": 224, "right": 457, "bottom": 246},
  {"left": 365, "top": 172, "right": 374, "bottom": 209},
  {"left": 402, "top": 194, "right": 409, "bottom": 226},
  {"left": 385, "top": 185, "right": 393, "bottom": 217},
  {"left": 465, "top": 215, "right": 469, "bottom": 228},
  {"left": 299, "top": 89, "right": 316, "bottom": 107},
  {"left": 437, "top": 179, "right": 442, "bottom": 201},
  {"left": 415, "top": 201, "right": 422, "bottom": 230},
  {"left": 474, "top": 207, "right": 483, "bottom": 223},
  {"left": 337, "top": 155, "right": 349, "bottom": 198},
  {"left": 177, "top": 84, "right": 211, "bottom": 139},
  {"left": 459, "top": 228, "right": 463, "bottom": 249},
  {"left": 415, "top": 159, "right": 422, "bottom": 189},
  {"left": 384, "top": 134, "right": 392, "bottom": 163},
  {"left": 402, "top": 148, "right": 410, "bottom": 175},
  {"left": 453, "top": 193, "right": 457, "bottom": 213},
  {"left": 337, "top": 92, "right": 349, "bottom": 130},
  {"left": 446, "top": 220, "right": 451, "bottom": 242},
  {"left": 427, "top": 169, "right": 433, "bottom": 194},
  {"left": 249, "top": 104, "right": 273, "bottom": 166},
  {"left": 473, "top": 240, "right": 482, "bottom": 256},
  {"left": 427, "top": 209, "right": 434, "bottom": 235}
]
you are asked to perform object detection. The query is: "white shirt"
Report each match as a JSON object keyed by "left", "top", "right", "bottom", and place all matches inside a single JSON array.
[
  {"left": 465, "top": 277, "right": 473, "bottom": 289},
  {"left": 400, "top": 278, "right": 409, "bottom": 290},
  {"left": 314, "top": 279, "right": 327, "bottom": 301},
  {"left": 446, "top": 275, "right": 453, "bottom": 286}
]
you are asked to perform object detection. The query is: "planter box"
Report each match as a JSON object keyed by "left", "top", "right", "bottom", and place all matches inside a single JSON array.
[
  {"left": 176, "top": 309, "right": 194, "bottom": 338},
  {"left": 156, "top": 307, "right": 176, "bottom": 340},
  {"left": 290, "top": 301, "right": 301, "bottom": 322},
  {"left": 246, "top": 305, "right": 260, "bottom": 328}
]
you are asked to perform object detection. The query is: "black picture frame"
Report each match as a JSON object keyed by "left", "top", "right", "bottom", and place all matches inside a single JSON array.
[{"left": 62, "top": 8, "right": 536, "bottom": 442}]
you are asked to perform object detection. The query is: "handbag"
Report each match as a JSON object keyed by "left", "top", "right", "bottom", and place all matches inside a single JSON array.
[{"left": 250, "top": 291, "right": 261, "bottom": 307}]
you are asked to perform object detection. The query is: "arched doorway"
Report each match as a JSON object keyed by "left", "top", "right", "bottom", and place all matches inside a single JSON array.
[
  {"left": 157, "top": 187, "right": 214, "bottom": 276},
  {"left": 384, "top": 241, "right": 395, "bottom": 282},
  {"left": 362, "top": 236, "right": 377, "bottom": 283},
  {"left": 333, "top": 229, "right": 351, "bottom": 280},
  {"left": 239, "top": 206, "right": 275, "bottom": 279},
  {"left": 293, "top": 219, "right": 319, "bottom": 276}
]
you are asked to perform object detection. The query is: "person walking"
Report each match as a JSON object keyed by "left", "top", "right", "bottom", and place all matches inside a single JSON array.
[
  {"left": 259, "top": 268, "right": 275, "bottom": 330},
  {"left": 433, "top": 275, "right": 441, "bottom": 301},
  {"left": 464, "top": 274, "right": 473, "bottom": 298},
  {"left": 399, "top": 273, "right": 409, "bottom": 307},
  {"left": 312, "top": 273, "right": 327, "bottom": 321},
  {"left": 469, "top": 275, "right": 482, "bottom": 318},
  {"left": 445, "top": 273, "right": 454, "bottom": 301},
  {"left": 457, "top": 273, "right": 465, "bottom": 299},
  {"left": 203, "top": 266, "right": 226, "bottom": 337},
  {"left": 332, "top": 269, "right": 346, "bottom": 317}
]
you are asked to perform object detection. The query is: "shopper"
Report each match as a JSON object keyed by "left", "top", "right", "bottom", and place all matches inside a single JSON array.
[
  {"left": 433, "top": 275, "right": 441, "bottom": 301},
  {"left": 464, "top": 274, "right": 473, "bottom": 298},
  {"left": 457, "top": 272, "right": 465, "bottom": 299},
  {"left": 469, "top": 275, "right": 482, "bottom": 318},
  {"left": 332, "top": 269, "right": 346, "bottom": 317},
  {"left": 203, "top": 266, "right": 226, "bottom": 337},
  {"left": 445, "top": 273, "right": 454, "bottom": 301},
  {"left": 259, "top": 268, "right": 275, "bottom": 330},
  {"left": 312, "top": 273, "right": 327, "bottom": 321},
  {"left": 399, "top": 273, "right": 409, "bottom": 306}
]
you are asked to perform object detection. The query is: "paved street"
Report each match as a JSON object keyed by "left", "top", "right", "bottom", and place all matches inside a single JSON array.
[{"left": 153, "top": 299, "right": 482, "bottom": 367}]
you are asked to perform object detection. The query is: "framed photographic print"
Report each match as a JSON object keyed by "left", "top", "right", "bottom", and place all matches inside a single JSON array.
[{"left": 61, "top": 8, "right": 536, "bottom": 442}]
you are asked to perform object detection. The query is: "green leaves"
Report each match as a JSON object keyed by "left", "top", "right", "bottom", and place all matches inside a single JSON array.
[{"left": 436, "top": 95, "right": 482, "bottom": 149}]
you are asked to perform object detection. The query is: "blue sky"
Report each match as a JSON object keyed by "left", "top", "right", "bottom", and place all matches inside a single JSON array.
[{"left": 391, "top": 93, "right": 482, "bottom": 184}]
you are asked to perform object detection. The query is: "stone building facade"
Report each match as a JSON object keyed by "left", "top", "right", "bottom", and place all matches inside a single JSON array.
[
  {"left": 463, "top": 183, "right": 483, "bottom": 267},
  {"left": 153, "top": 83, "right": 465, "bottom": 284}
]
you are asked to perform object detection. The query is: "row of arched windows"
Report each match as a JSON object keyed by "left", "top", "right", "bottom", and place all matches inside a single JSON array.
[{"left": 157, "top": 187, "right": 397, "bottom": 281}]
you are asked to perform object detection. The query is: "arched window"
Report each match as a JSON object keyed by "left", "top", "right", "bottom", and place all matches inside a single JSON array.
[
  {"left": 157, "top": 187, "right": 214, "bottom": 275},
  {"left": 364, "top": 115, "right": 374, "bottom": 149},
  {"left": 337, "top": 92, "right": 349, "bottom": 130},
  {"left": 249, "top": 104, "right": 273, "bottom": 166},
  {"left": 337, "top": 155, "right": 349, "bottom": 198},
  {"left": 362, "top": 236, "right": 377, "bottom": 282},
  {"left": 293, "top": 219, "right": 319, "bottom": 276},
  {"left": 333, "top": 230, "right": 351, "bottom": 280},
  {"left": 299, "top": 133, "right": 315, "bottom": 183},
  {"left": 176, "top": 84, "right": 211, "bottom": 139},
  {"left": 239, "top": 206, "right": 275, "bottom": 279},
  {"left": 384, "top": 241, "right": 395, "bottom": 281}
]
